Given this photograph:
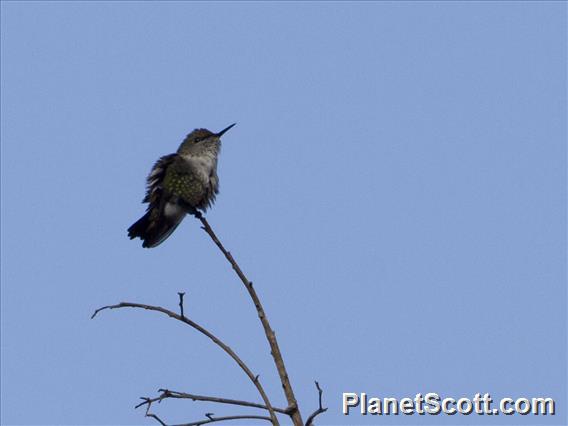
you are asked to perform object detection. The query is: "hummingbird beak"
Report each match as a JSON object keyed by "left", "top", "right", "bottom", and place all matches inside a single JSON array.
[{"left": 216, "top": 123, "right": 236, "bottom": 137}]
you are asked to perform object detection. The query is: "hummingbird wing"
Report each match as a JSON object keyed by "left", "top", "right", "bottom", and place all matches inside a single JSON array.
[
  {"left": 128, "top": 154, "right": 186, "bottom": 248},
  {"left": 144, "top": 153, "right": 177, "bottom": 204}
]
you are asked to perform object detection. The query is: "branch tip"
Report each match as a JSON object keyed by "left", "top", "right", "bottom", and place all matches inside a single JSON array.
[
  {"left": 305, "top": 381, "right": 328, "bottom": 426},
  {"left": 134, "top": 397, "right": 150, "bottom": 409},
  {"left": 91, "top": 306, "right": 107, "bottom": 319},
  {"left": 178, "top": 292, "right": 186, "bottom": 318}
]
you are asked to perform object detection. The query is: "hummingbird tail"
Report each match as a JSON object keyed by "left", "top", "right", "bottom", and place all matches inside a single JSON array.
[{"left": 127, "top": 204, "right": 185, "bottom": 248}]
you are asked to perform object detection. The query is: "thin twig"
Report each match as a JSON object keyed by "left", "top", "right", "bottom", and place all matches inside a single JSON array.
[
  {"left": 198, "top": 217, "right": 303, "bottom": 426},
  {"left": 178, "top": 292, "right": 186, "bottom": 318},
  {"left": 174, "top": 414, "right": 272, "bottom": 426},
  {"left": 305, "top": 381, "right": 328, "bottom": 426},
  {"left": 147, "top": 413, "right": 167, "bottom": 426},
  {"left": 140, "top": 397, "right": 167, "bottom": 426},
  {"left": 91, "top": 302, "right": 279, "bottom": 425},
  {"left": 136, "top": 389, "right": 289, "bottom": 414}
]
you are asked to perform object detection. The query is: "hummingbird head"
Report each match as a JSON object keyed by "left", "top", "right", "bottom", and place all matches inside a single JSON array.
[{"left": 178, "top": 123, "right": 236, "bottom": 157}]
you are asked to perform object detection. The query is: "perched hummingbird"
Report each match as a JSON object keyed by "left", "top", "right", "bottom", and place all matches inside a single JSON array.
[{"left": 128, "top": 123, "right": 236, "bottom": 248}]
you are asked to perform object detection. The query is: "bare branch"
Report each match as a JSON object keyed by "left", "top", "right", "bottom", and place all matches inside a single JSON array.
[
  {"left": 305, "top": 381, "right": 328, "bottom": 426},
  {"left": 198, "top": 217, "right": 303, "bottom": 426},
  {"left": 136, "top": 389, "right": 289, "bottom": 414},
  {"left": 174, "top": 414, "right": 272, "bottom": 426},
  {"left": 91, "top": 301, "right": 279, "bottom": 425}
]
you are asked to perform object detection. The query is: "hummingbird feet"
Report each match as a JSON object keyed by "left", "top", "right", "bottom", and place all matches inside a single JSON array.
[
  {"left": 191, "top": 210, "right": 203, "bottom": 219},
  {"left": 177, "top": 199, "right": 203, "bottom": 219}
]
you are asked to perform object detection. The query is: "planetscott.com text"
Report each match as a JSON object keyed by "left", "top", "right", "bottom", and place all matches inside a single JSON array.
[{"left": 342, "top": 392, "right": 555, "bottom": 416}]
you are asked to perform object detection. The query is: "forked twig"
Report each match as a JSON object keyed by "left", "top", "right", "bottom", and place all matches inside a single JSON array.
[
  {"left": 91, "top": 301, "right": 279, "bottom": 425},
  {"left": 305, "top": 382, "right": 328, "bottom": 426},
  {"left": 139, "top": 397, "right": 167, "bottom": 426}
]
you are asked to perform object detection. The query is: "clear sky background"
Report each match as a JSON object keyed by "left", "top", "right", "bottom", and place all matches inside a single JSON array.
[{"left": 1, "top": 2, "right": 566, "bottom": 425}]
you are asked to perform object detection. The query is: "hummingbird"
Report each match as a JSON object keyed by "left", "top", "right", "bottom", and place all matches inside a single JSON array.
[{"left": 128, "top": 123, "right": 236, "bottom": 248}]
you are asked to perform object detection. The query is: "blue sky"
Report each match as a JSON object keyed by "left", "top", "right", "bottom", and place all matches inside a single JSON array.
[{"left": 1, "top": 2, "right": 566, "bottom": 425}]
